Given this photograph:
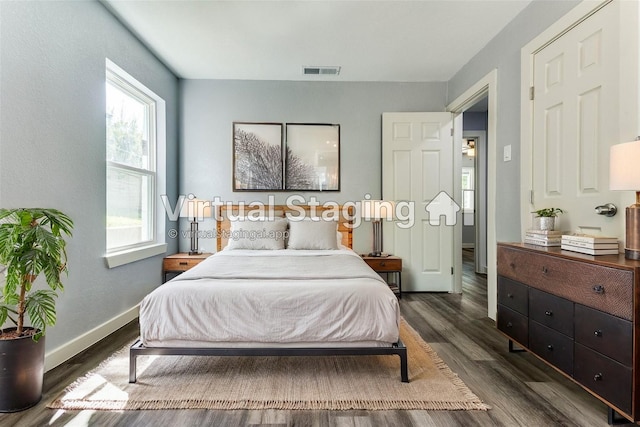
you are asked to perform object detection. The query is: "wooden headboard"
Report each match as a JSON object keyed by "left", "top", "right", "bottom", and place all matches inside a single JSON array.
[{"left": 216, "top": 204, "right": 354, "bottom": 251}]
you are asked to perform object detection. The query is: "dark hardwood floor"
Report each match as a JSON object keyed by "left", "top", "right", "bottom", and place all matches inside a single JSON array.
[{"left": 1, "top": 249, "right": 632, "bottom": 426}]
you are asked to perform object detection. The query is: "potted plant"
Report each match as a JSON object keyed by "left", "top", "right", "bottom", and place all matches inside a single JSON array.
[
  {"left": 0, "top": 208, "right": 73, "bottom": 412},
  {"left": 532, "top": 207, "right": 564, "bottom": 231}
]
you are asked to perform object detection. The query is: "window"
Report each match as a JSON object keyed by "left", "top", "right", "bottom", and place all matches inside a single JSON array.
[
  {"left": 462, "top": 167, "right": 475, "bottom": 226},
  {"left": 105, "top": 60, "right": 167, "bottom": 266}
]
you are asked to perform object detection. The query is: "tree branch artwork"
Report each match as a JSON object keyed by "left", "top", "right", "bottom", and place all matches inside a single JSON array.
[
  {"left": 234, "top": 127, "right": 282, "bottom": 190},
  {"left": 285, "top": 146, "right": 316, "bottom": 190}
]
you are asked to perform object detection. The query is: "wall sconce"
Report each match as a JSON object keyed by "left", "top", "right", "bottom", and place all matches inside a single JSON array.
[
  {"left": 610, "top": 139, "right": 640, "bottom": 259},
  {"left": 180, "top": 195, "right": 213, "bottom": 255},
  {"left": 361, "top": 199, "right": 395, "bottom": 257}
]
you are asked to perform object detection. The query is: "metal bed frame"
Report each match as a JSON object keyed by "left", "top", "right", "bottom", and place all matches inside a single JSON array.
[
  {"left": 130, "top": 205, "right": 409, "bottom": 384},
  {"left": 129, "top": 339, "right": 409, "bottom": 383}
]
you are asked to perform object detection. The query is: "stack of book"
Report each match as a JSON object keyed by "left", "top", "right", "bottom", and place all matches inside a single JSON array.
[
  {"left": 524, "top": 229, "right": 562, "bottom": 246},
  {"left": 560, "top": 234, "right": 619, "bottom": 255}
]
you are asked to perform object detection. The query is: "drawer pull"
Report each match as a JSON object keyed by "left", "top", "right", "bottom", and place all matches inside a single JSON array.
[
  {"left": 544, "top": 310, "right": 553, "bottom": 316},
  {"left": 542, "top": 266, "right": 548, "bottom": 274},
  {"left": 592, "top": 285, "right": 605, "bottom": 294},
  {"left": 380, "top": 262, "right": 386, "bottom": 267},
  {"left": 179, "top": 262, "right": 189, "bottom": 266},
  {"left": 506, "top": 322, "right": 513, "bottom": 328},
  {"left": 547, "top": 344, "right": 553, "bottom": 351},
  {"left": 594, "top": 373, "right": 603, "bottom": 381},
  {"left": 509, "top": 262, "right": 516, "bottom": 269},
  {"left": 507, "top": 293, "right": 514, "bottom": 299},
  {"left": 594, "top": 330, "right": 602, "bottom": 337}
]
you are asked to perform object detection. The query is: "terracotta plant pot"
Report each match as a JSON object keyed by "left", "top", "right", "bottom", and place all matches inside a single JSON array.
[{"left": 0, "top": 328, "right": 45, "bottom": 412}]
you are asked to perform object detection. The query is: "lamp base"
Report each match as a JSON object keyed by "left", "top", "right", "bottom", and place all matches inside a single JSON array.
[
  {"left": 624, "top": 249, "right": 640, "bottom": 260},
  {"left": 189, "top": 220, "right": 199, "bottom": 256},
  {"left": 625, "top": 205, "right": 640, "bottom": 260},
  {"left": 368, "top": 251, "right": 382, "bottom": 257}
]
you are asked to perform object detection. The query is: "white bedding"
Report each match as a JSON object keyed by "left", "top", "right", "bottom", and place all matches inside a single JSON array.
[{"left": 139, "top": 249, "right": 400, "bottom": 348}]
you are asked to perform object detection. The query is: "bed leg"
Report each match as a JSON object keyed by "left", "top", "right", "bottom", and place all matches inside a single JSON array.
[
  {"left": 399, "top": 349, "right": 409, "bottom": 383},
  {"left": 129, "top": 347, "right": 137, "bottom": 383}
]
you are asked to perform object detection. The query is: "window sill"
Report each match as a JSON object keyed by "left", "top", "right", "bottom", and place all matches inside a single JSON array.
[{"left": 105, "top": 243, "right": 168, "bottom": 268}]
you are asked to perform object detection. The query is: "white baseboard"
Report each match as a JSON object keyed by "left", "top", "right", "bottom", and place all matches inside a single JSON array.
[
  {"left": 462, "top": 243, "right": 475, "bottom": 249},
  {"left": 45, "top": 305, "right": 139, "bottom": 372}
]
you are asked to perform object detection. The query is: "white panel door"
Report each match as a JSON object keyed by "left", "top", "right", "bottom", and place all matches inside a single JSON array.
[
  {"left": 382, "top": 112, "right": 454, "bottom": 292},
  {"left": 531, "top": 1, "right": 623, "bottom": 237}
]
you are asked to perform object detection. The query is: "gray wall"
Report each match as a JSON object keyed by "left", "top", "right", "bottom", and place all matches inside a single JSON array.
[
  {"left": 447, "top": 0, "right": 580, "bottom": 242},
  {"left": 0, "top": 1, "right": 179, "bottom": 354},
  {"left": 180, "top": 80, "right": 447, "bottom": 254}
]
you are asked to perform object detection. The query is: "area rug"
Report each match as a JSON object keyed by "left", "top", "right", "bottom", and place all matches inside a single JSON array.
[{"left": 48, "top": 319, "right": 489, "bottom": 411}]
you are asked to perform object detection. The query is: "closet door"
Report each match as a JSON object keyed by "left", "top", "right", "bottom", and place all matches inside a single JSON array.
[{"left": 530, "top": 1, "right": 626, "bottom": 237}]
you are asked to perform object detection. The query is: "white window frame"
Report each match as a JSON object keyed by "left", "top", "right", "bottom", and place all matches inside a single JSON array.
[
  {"left": 105, "top": 59, "right": 167, "bottom": 268},
  {"left": 461, "top": 167, "right": 475, "bottom": 212}
]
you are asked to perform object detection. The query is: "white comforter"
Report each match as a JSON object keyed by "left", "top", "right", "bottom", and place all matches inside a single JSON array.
[{"left": 139, "top": 249, "right": 400, "bottom": 348}]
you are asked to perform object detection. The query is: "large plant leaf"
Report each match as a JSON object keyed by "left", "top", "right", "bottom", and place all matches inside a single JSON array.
[
  {"left": 0, "top": 305, "right": 7, "bottom": 327},
  {"left": 3, "top": 266, "right": 20, "bottom": 296},
  {"left": 25, "top": 289, "right": 57, "bottom": 339},
  {"left": 0, "top": 303, "right": 17, "bottom": 327}
]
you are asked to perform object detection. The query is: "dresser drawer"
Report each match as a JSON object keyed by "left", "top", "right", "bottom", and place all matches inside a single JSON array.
[
  {"left": 498, "top": 276, "right": 528, "bottom": 316},
  {"left": 529, "top": 288, "right": 573, "bottom": 337},
  {"left": 497, "top": 246, "right": 633, "bottom": 320},
  {"left": 163, "top": 257, "right": 203, "bottom": 271},
  {"left": 575, "top": 304, "right": 632, "bottom": 367},
  {"left": 574, "top": 343, "right": 632, "bottom": 415},
  {"left": 365, "top": 257, "right": 402, "bottom": 272},
  {"left": 529, "top": 320, "right": 573, "bottom": 376},
  {"left": 497, "top": 305, "right": 528, "bottom": 347}
]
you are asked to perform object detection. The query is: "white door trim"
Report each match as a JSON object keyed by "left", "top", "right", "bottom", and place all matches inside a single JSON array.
[{"left": 447, "top": 68, "right": 497, "bottom": 318}]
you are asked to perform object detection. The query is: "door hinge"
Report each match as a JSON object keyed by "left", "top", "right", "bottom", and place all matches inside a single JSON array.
[
  {"left": 450, "top": 128, "right": 454, "bottom": 136},
  {"left": 529, "top": 86, "right": 535, "bottom": 101},
  {"left": 530, "top": 190, "right": 534, "bottom": 205},
  {"left": 451, "top": 267, "right": 454, "bottom": 275}
]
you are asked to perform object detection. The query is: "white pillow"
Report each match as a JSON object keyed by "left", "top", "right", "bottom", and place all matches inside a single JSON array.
[
  {"left": 287, "top": 219, "right": 339, "bottom": 250},
  {"left": 226, "top": 218, "right": 288, "bottom": 250}
]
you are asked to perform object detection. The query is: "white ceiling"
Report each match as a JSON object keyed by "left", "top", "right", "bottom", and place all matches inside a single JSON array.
[{"left": 102, "top": 0, "right": 532, "bottom": 82}]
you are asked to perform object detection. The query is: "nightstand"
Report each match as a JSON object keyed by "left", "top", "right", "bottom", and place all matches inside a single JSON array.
[
  {"left": 361, "top": 255, "right": 402, "bottom": 298},
  {"left": 162, "top": 252, "right": 212, "bottom": 282}
]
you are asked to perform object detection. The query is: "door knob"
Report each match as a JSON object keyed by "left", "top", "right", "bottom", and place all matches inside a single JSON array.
[{"left": 595, "top": 203, "right": 617, "bottom": 217}]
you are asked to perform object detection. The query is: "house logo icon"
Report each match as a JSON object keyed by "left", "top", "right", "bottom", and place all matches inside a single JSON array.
[{"left": 424, "top": 191, "right": 460, "bottom": 226}]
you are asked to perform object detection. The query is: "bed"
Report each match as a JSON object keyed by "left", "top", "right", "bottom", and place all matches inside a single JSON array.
[{"left": 129, "top": 205, "right": 408, "bottom": 383}]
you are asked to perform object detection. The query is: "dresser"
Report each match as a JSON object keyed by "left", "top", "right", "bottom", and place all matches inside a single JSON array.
[{"left": 497, "top": 243, "right": 639, "bottom": 423}]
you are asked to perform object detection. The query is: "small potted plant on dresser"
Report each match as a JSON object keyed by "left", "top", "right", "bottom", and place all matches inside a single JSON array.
[
  {"left": 532, "top": 207, "right": 564, "bottom": 231},
  {"left": 0, "top": 208, "right": 73, "bottom": 412}
]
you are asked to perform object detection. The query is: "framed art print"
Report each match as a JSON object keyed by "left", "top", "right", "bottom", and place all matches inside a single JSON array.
[
  {"left": 285, "top": 123, "right": 340, "bottom": 191},
  {"left": 233, "top": 122, "right": 283, "bottom": 191}
]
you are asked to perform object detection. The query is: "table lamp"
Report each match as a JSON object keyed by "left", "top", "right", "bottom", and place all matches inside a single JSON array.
[
  {"left": 180, "top": 196, "right": 212, "bottom": 255},
  {"left": 610, "top": 139, "right": 640, "bottom": 259},
  {"left": 361, "top": 199, "right": 394, "bottom": 257}
]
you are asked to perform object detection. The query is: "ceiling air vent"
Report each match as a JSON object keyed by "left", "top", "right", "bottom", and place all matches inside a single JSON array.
[{"left": 303, "top": 66, "right": 341, "bottom": 76}]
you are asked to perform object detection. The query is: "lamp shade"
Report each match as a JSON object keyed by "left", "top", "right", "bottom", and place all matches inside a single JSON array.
[
  {"left": 180, "top": 197, "right": 213, "bottom": 220},
  {"left": 361, "top": 200, "right": 395, "bottom": 220},
  {"left": 610, "top": 140, "right": 640, "bottom": 191}
]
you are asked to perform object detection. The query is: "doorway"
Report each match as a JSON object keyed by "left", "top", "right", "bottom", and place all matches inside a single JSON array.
[
  {"left": 461, "top": 98, "right": 488, "bottom": 276},
  {"left": 447, "top": 69, "right": 497, "bottom": 319}
]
